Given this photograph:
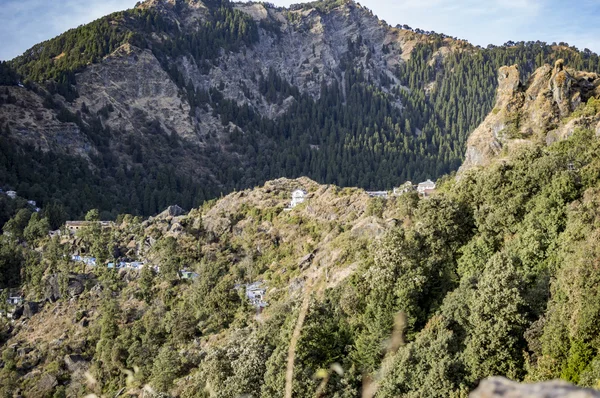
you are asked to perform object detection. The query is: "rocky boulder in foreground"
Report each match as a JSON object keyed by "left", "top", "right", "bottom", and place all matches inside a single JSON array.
[{"left": 471, "top": 377, "right": 600, "bottom": 398}]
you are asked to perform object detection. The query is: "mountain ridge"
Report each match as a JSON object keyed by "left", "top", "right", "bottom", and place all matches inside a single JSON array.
[{"left": 1, "top": 0, "right": 600, "bottom": 222}]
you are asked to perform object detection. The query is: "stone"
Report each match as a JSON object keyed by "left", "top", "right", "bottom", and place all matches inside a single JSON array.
[
  {"left": 22, "top": 302, "right": 39, "bottom": 319},
  {"left": 64, "top": 354, "right": 88, "bottom": 374},
  {"left": 158, "top": 205, "right": 185, "bottom": 218},
  {"left": 470, "top": 377, "right": 600, "bottom": 398},
  {"left": 44, "top": 274, "right": 61, "bottom": 302},
  {"left": 35, "top": 374, "right": 58, "bottom": 396},
  {"left": 297, "top": 252, "right": 315, "bottom": 270},
  {"left": 67, "top": 279, "right": 85, "bottom": 297},
  {"left": 12, "top": 305, "right": 24, "bottom": 320}
]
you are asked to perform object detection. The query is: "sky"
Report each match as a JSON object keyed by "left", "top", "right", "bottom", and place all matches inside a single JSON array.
[{"left": 1, "top": 0, "right": 600, "bottom": 61}]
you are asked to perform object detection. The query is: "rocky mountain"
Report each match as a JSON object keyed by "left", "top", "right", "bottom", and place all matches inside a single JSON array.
[
  {"left": 2, "top": 58, "right": 600, "bottom": 393},
  {"left": 1, "top": 0, "right": 600, "bottom": 220},
  {"left": 460, "top": 60, "right": 600, "bottom": 173}
]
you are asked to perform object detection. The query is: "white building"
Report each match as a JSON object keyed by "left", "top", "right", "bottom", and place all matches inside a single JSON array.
[
  {"left": 290, "top": 189, "right": 307, "bottom": 208},
  {"left": 27, "top": 200, "right": 36, "bottom": 207},
  {"left": 245, "top": 282, "right": 268, "bottom": 308},
  {"left": 417, "top": 179, "right": 436, "bottom": 195},
  {"left": 367, "top": 191, "right": 389, "bottom": 198},
  {"left": 6, "top": 191, "right": 16, "bottom": 199},
  {"left": 7, "top": 295, "right": 23, "bottom": 306}
]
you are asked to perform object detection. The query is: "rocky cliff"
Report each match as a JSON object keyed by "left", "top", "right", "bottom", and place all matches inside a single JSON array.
[
  {"left": 2, "top": 0, "right": 599, "bottom": 219},
  {"left": 460, "top": 60, "right": 600, "bottom": 173},
  {"left": 471, "top": 377, "right": 600, "bottom": 398}
]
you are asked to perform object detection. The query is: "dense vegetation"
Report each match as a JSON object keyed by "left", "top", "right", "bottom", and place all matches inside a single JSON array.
[
  {"left": 3, "top": 0, "right": 600, "bottom": 225},
  {"left": 0, "top": 62, "right": 19, "bottom": 86},
  {"left": 3, "top": 125, "right": 600, "bottom": 396}
]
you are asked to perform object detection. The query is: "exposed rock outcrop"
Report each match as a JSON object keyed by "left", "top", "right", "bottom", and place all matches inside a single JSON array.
[
  {"left": 470, "top": 377, "right": 600, "bottom": 398},
  {"left": 460, "top": 60, "right": 600, "bottom": 174},
  {"left": 44, "top": 273, "right": 95, "bottom": 302}
]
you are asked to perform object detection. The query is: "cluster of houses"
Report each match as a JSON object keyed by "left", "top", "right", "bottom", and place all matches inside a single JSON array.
[
  {"left": 71, "top": 255, "right": 147, "bottom": 270},
  {"left": 0, "top": 189, "right": 41, "bottom": 212},
  {"left": 70, "top": 255, "right": 200, "bottom": 280},
  {"left": 283, "top": 180, "right": 436, "bottom": 210},
  {"left": 367, "top": 179, "right": 437, "bottom": 199}
]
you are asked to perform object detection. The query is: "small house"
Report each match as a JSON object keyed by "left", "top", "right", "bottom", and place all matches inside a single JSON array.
[
  {"left": 7, "top": 294, "right": 23, "bottom": 306},
  {"left": 180, "top": 270, "right": 199, "bottom": 280},
  {"left": 66, "top": 220, "right": 115, "bottom": 233},
  {"left": 27, "top": 200, "right": 37, "bottom": 207},
  {"left": 417, "top": 180, "right": 436, "bottom": 195},
  {"left": 66, "top": 221, "right": 87, "bottom": 233},
  {"left": 367, "top": 191, "right": 389, "bottom": 198},
  {"left": 290, "top": 189, "right": 307, "bottom": 208},
  {"left": 6, "top": 191, "right": 16, "bottom": 199},
  {"left": 245, "top": 281, "right": 268, "bottom": 308}
]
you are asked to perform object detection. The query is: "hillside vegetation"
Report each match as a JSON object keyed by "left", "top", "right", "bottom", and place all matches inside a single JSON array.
[
  {"left": 1, "top": 0, "right": 600, "bottom": 222},
  {"left": 2, "top": 58, "right": 600, "bottom": 395}
]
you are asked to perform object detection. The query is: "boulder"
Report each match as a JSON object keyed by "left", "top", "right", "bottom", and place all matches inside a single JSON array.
[
  {"left": 64, "top": 354, "right": 88, "bottom": 374},
  {"left": 12, "top": 305, "right": 24, "bottom": 320},
  {"left": 157, "top": 205, "right": 185, "bottom": 218},
  {"left": 44, "top": 274, "right": 61, "bottom": 302},
  {"left": 22, "top": 302, "right": 39, "bottom": 318},
  {"left": 35, "top": 373, "right": 58, "bottom": 396},
  {"left": 470, "top": 377, "right": 600, "bottom": 398},
  {"left": 67, "top": 279, "right": 85, "bottom": 297},
  {"left": 297, "top": 252, "right": 315, "bottom": 270},
  {"left": 44, "top": 273, "right": 95, "bottom": 301}
]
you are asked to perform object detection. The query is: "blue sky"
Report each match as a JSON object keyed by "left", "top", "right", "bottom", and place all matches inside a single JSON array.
[{"left": 1, "top": 0, "right": 600, "bottom": 61}]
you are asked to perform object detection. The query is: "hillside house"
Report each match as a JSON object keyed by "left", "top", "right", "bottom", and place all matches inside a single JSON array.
[
  {"left": 245, "top": 282, "right": 268, "bottom": 308},
  {"left": 180, "top": 270, "right": 199, "bottom": 280},
  {"left": 72, "top": 255, "right": 97, "bottom": 266},
  {"left": 66, "top": 221, "right": 114, "bottom": 233},
  {"left": 7, "top": 294, "right": 23, "bottom": 306},
  {"left": 6, "top": 191, "right": 16, "bottom": 199},
  {"left": 417, "top": 180, "right": 436, "bottom": 196},
  {"left": 27, "top": 200, "right": 36, "bottom": 207},
  {"left": 290, "top": 189, "right": 307, "bottom": 208},
  {"left": 367, "top": 191, "right": 389, "bottom": 198}
]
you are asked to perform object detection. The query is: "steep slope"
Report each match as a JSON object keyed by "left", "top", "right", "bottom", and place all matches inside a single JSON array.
[
  {"left": 460, "top": 60, "right": 600, "bottom": 173},
  {"left": 2, "top": 0, "right": 600, "bottom": 222},
  {"left": 7, "top": 113, "right": 600, "bottom": 396},
  {"left": 0, "top": 177, "right": 400, "bottom": 397}
]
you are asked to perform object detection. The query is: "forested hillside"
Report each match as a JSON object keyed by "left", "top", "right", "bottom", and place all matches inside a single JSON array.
[
  {"left": 2, "top": 62, "right": 600, "bottom": 394},
  {"left": 1, "top": 0, "right": 600, "bottom": 222}
]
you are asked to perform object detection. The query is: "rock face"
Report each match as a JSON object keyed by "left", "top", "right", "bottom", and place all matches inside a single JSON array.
[
  {"left": 44, "top": 273, "right": 95, "bottom": 302},
  {"left": 22, "top": 301, "right": 40, "bottom": 318},
  {"left": 157, "top": 205, "right": 186, "bottom": 218},
  {"left": 470, "top": 377, "right": 600, "bottom": 398},
  {"left": 75, "top": 44, "right": 198, "bottom": 143},
  {"left": 0, "top": 0, "right": 466, "bottom": 200},
  {"left": 459, "top": 60, "right": 600, "bottom": 174}
]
